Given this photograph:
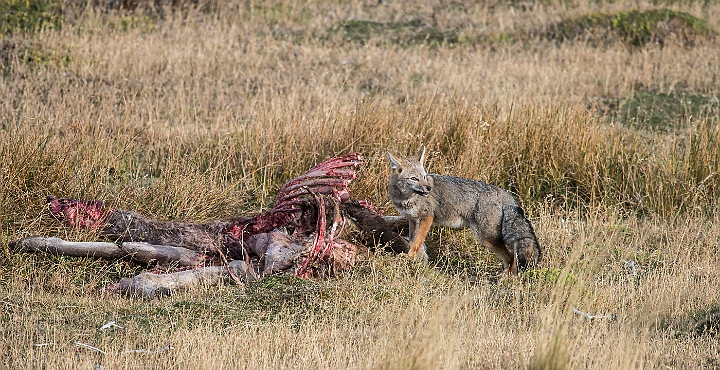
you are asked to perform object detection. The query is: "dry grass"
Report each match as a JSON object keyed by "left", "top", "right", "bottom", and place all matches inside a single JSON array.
[{"left": 1, "top": 0, "right": 720, "bottom": 368}]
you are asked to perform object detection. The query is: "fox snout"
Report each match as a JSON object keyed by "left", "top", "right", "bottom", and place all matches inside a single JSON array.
[{"left": 413, "top": 180, "right": 432, "bottom": 196}]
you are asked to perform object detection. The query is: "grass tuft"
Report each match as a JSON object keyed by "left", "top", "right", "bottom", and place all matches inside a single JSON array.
[{"left": 544, "top": 8, "right": 717, "bottom": 46}]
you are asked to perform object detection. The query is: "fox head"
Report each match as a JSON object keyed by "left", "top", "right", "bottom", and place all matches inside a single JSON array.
[{"left": 387, "top": 146, "right": 433, "bottom": 197}]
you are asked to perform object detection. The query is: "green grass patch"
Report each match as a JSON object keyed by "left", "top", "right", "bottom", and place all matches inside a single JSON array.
[
  {"left": 244, "top": 274, "right": 325, "bottom": 313},
  {"left": 330, "top": 19, "right": 461, "bottom": 46},
  {"left": 598, "top": 90, "right": 720, "bottom": 131},
  {"left": 109, "top": 15, "right": 155, "bottom": 33},
  {"left": 0, "top": 0, "right": 62, "bottom": 38},
  {"left": 245, "top": 3, "right": 314, "bottom": 25},
  {"left": 0, "top": 39, "right": 71, "bottom": 73},
  {"left": 649, "top": 0, "right": 720, "bottom": 6},
  {"left": 544, "top": 8, "right": 716, "bottom": 47}
]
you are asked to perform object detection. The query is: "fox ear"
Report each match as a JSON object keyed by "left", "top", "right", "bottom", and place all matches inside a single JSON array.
[
  {"left": 414, "top": 145, "right": 426, "bottom": 165},
  {"left": 387, "top": 152, "right": 402, "bottom": 170}
]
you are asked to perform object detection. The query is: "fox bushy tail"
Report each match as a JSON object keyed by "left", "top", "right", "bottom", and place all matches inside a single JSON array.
[{"left": 501, "top": 204, "right": 541, "bottom": 272}]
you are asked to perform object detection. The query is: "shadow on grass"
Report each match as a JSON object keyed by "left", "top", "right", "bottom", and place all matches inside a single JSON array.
[{"left": 663, "top": 304, "right": 720, "bottom": 337}]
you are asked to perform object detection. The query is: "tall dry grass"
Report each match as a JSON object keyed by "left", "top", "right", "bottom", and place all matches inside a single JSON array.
[{"left": 1, "top": 0, "right": 719, "bottom": 368}]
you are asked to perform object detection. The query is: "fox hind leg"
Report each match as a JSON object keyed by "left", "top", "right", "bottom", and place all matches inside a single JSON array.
[
  {"left": 500, "top": 205, "right": 541, "bottom": 273},
  {"left": 470, "top": 225, "right": 513, "bottom": 271}
]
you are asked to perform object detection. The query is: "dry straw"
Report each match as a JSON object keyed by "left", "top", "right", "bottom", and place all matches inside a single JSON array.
[{"left": 1, "top": 0, "right": 719, "bottom": 368}]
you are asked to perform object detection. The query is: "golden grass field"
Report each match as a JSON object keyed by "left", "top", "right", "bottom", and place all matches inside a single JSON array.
[{"left": 1, "top": 0, "right": 719, "bottom": 368}]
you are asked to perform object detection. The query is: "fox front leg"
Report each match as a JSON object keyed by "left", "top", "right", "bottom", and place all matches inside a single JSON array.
[
  {"left": 407, "top": 215, "right": 432, "bottom": 263},
  {"left": 407, "top": 217, "right": 416, "bottom": 244}
]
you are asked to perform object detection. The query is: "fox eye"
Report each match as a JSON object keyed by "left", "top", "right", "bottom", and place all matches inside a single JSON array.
[{"left": 410, "top": 177, "right": 419, "bottom": 181}]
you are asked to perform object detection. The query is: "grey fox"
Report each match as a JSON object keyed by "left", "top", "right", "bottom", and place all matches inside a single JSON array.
[{"left": 387, "top": 146, "right": 541, "bottom": 273}]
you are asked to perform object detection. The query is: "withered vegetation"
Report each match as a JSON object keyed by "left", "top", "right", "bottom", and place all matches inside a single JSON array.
[{"left": 1, "top": 0, "right": 719, "bottom": 368}]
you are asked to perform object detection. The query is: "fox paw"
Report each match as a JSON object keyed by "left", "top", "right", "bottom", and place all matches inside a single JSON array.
[
  {"left": 416, "top": 250, "right": 429, "bottom": 263},
  {"left": 406, "top": 250, "right": 429, "bottom": 264}
]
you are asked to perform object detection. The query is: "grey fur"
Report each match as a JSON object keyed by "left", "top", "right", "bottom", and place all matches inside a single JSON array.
[
  {"left": 102, "top": 209, "right": 237, "bottom": 253},
  {"left": 387, "top": 146, "right": 541, "bottom": 272}
]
